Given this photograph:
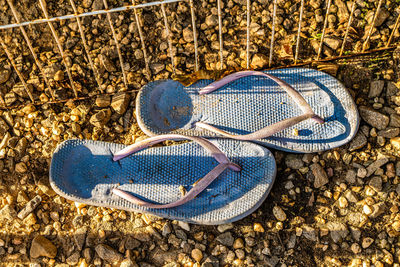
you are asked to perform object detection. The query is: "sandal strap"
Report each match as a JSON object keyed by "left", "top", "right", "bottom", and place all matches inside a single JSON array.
[
  {"left": 112, "top": 134, "right": 240, "bottom": 209},
  {"left": 112, "top": 162, "right": 232, "bottom": 209},
  {"left": 196, "top": 71, "right": 324, "bottom": 140},
  {"left": 113, "top": 134, "right": 240, "bottom": 171}
]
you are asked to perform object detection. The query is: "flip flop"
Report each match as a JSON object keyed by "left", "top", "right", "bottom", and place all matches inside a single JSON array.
[
  {"left": 49, "top": 135, "right": 276, "bottom": 225},
  {"left": 136, "top": 68, "right": 359, "bottom": 153}
]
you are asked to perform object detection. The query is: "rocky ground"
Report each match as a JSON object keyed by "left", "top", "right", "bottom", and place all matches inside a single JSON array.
[{"left": 1, "top": 0, "right": 400, "bottom": 266}]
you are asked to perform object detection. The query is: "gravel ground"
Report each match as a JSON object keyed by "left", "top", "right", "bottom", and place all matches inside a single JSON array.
[{"left": 1, "top": 0, "right": 400, "bottom": 266}]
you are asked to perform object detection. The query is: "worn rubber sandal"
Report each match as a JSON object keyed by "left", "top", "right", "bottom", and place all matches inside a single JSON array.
[
  {"left": 49, "top": 135, "right": 276, "bottom": 225},
  {"left": 136, "top": 68, "right": 359, "bottom": 153}
]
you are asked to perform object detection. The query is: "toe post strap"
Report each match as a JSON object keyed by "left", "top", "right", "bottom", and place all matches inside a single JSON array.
[
  {"left": 111, "top": 134, "right": 240, "bottom": 208},
  {"left": 196, "top": 71, "right": 324, "bottom": 140}
]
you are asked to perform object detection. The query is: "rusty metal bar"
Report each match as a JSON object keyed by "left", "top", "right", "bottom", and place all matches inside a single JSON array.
[
  {"left": 0, "top": 38, "right": 35, "bottom": 102},
  {"left": 189, "top": 0, "right": 199, "bottom": 71},
  {"left": 362, "top": 0, "right": 382, "bottom": 52},
  {"left": 294, "top": 0, "right": 304, "bottom": 64},
  {"left": 268, "top": 0, "right": 277, "bottom": 67},
  {"left": 217, "top": 0, "right": 224, "bottom": 69},
  {"left": 38, "top": 0, "right": 78, "bottom": 97},
  {"left": 317, "top": 0, "right": 332, "bottom": 60},
  {"left": 132, "top": 0, "right": 151, "bottom": 78},
  {"left": 69, "top": 0, "right": 102, "bottom": 91},
  {"left": 161, "top": 3, "right": 176, "bottom": 74},
  {"left": 102, "top": 0, "right": 128, "bottom": 90},
  {"left": 339, "top": 1, "right": 356, "bottom": 57},
  {"left": 6, "top": 0, "right": 55, "bottom": 100}
]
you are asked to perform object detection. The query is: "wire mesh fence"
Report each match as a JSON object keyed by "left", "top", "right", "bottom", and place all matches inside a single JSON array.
[{"left": 0, "top": 0, "right": 399, "bottom": 109}]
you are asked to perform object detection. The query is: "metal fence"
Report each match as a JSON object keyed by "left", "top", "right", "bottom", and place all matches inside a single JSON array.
[{"left": 0, "top": 0, "right": 399, "bottom": 108}]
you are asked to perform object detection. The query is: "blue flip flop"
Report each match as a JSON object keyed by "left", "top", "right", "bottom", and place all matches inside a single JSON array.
[
  {"left": 136, "top": 68, "right": 359, "bottom": 153},
  {"left": 49, "top": 135, "right": 276, "bottom": 225}
]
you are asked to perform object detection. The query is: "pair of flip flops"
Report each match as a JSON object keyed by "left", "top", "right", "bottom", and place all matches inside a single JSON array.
[{"left": 50, "top": 68, "right": 359, "bottom": 225}]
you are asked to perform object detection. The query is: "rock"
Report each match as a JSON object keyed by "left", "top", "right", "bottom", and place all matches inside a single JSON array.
[
  {"left": 0, "top": 118, "right": 10, "bottom": 138},
  {"left": 120, "top": 259, "right": 138, "bottom": 267},
  {"left": 100, "top": 54, "right": 116, "bottom": 72},
  {"left": 272, "top": 206, "right": 287, "bottom": 221},
  {"left": 344, "top": 190, "right": 358, "bottom": 203},
  {"left": 183, "top": 27, "right": 194, "bottom": 43},
  {"left": 30, "top": 235, "right": 57, "bottom": 258},
  {"left": 205, "top": 15, "right": 218, "bottom": 27},
  {"left": 348, "top": 132, "right": 367, "bottom": 151},
  {"left": 5, "top": 92, "right": 17, "bottom": 105},
  {"left": 366, "top": 155, "right": 389, "bottom": 177},
  {"left": 95, "top": 95, "right": 111, "bottom": 108},
  {"left": 89, "top": 109, "right": 111, "bottom": 127},
  {"left": 0, "top": 204, "right": 17, "bottom": 222},
  {"left": 95, "top": 244, "right": 123, "bottom": 263},
  {"left": 310, "top": 0, "right": 321, "bottom": 9},
  {"left": 351, "top": 243, "right": 361, "bottom": 254},
  {"left": 367, "top": 8, "right": 390, "bottom": 27},
  {"left": 326, "top": 222, "right": 349, "bottom": 243},
  {"left": 15, "top": 137, "right": 28, "bottom": 157},
  {"left": 18, "top": 195, "right": 42, "bottom": 219},
  {"left": 311, "top": 163, "right": 329, "bottom": 188},
  {"left": 338, "top": 196, "right": 348, "bottom": 208},
  {"left": 362, "top": 237, "right": 374, "bottom": 248},
  {"left": 302, "top": 225, "right": 317, "bottom": 241},
  {"left": 370, "top": 202, "right": 385, "bottom": 218},
  {"left": 0, "top": 132, "right": 11, "bottom": 150},
  {"left": 216, "top": 232, "right": 234, "bottom": 247},
  {"left": 161, "top": 223, "right": 172, "bottom": 237},
  {"left": 285, "top": 154, "right": 304, "bottom": 170},
  {"left": 54, "top": 70, "right": 64, "bottom": 81},
  {"left": 335, "top": 0, "right": 349, "bottom": 21},
  {"left": 359, "top": 106, "right": 389, "bottom": 130},
  {"left": 233, "top": 238, "right": 244, "bottom": 249},
  {"left": 387, "top": 81, "right": 399, "bottom": 96},
  {"left": 363, "top": 204, "right": 373, "bottom": 216},
  {"left": 111, "top": 93, "right": 130, "bottom": 115},
  {"left": 192, "top": 248, "right": 203, "bottom": 262},
  {"left": 66, "top": 252, "right": 80, "bottom": 265},
  {"left": 15, "top": 162, "right": 27, "bottom": 174},
  {"left": 250, "top": 54, "right": 268, "bottom": 69},
  {"left": 369, "top": 81, "right": 385, "bottom": 98},
  {"left": 345, "top": 169, "right": 356, "bottom": 184},
  {"left": 74, "top": 227, "right": 87, "bottom": 251},
  {"left": 150, "top": 63, "right": 164, "bottom": 75},
  {"left": 13, "top": 83, "right": 33, "bottom": 98},
  {"left": 391, "top": 137, "right": 400, "bottom": 150},
  {"left": 217, "top": 223, "right": 234, "bottom": 233},
  {"left": 324, "top": 37, "right": 341, "bottom": 50},
  {"left": 82, "top": 0, "right": 93, "bottom": 8},
  {"left": 390, "top": 114, "right": 400, "bottom": 127},
  {"left": 125, "top": 237, "right": 141, "bottom": 250},
  {"left": 178, "top": 221, "right": 190, "bottom": 231},
  {"left": 0, "top": 69, "right": 11, "bottom": 84},
  {"left": 378, "top": 128, "right": 399, "bottom": 138},
  {"left": 253, "top": 222, "right": 264, "bottom": 232}
]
